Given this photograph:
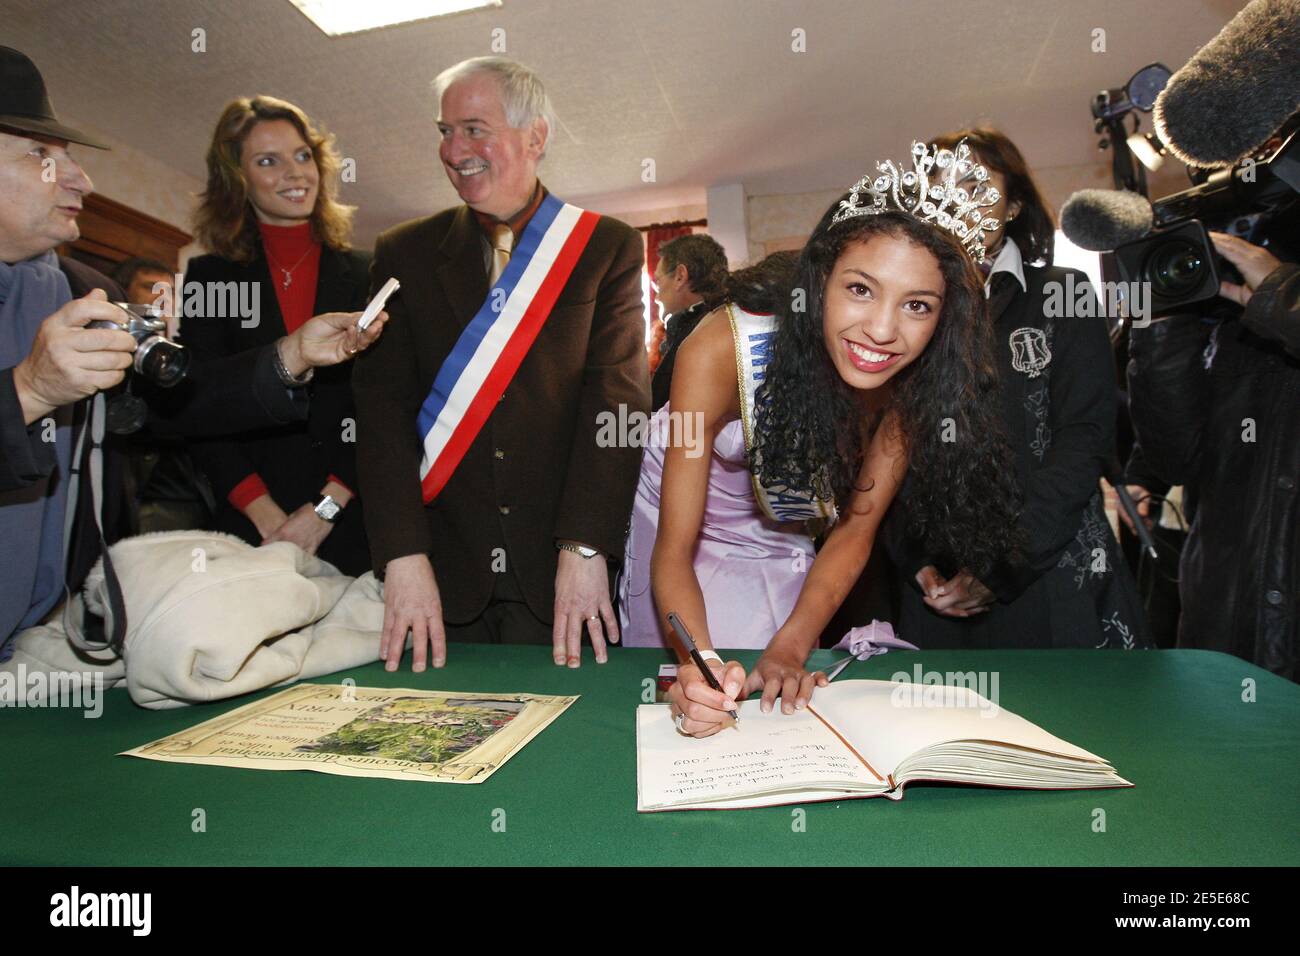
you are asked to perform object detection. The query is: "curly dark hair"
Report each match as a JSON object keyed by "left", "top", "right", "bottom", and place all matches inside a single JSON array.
[
  {"left": 751, "top": 203, "right": 1023, "bottom": 577},
  {"left": 725, "top": 250, "right": 801, "bottom": 315}
]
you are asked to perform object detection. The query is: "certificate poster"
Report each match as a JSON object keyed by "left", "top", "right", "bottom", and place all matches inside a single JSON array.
[{"left": 122, "top": 684, "right": 579, "bottom": 783}]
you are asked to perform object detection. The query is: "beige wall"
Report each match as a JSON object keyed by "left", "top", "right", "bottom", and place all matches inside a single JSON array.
[
  {"left": 62, "top": 113, "right": 206, "bottom": 265},
  {"left": 601, "top": 202, "right": 708, "bottom": 230},
  {"left": 747, "top": 187, "right": 841, "bottom": 263}
]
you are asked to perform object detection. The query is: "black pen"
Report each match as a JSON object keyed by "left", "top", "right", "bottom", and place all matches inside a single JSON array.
[{"left": 666, "top": 612, "right": 740, "bottom": 724}]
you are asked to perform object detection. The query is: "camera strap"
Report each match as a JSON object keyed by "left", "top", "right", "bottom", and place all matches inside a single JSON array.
[{"left": 62, "top": 393, "right": 129, "bottom": 657}]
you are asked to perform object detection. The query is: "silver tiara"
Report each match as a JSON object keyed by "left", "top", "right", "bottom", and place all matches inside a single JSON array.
[{"left": 830, "top": 139, "right": 1001, "bottom": 263}]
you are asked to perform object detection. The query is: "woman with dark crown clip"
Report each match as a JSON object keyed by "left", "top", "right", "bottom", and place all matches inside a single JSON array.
[{"left": 619, "top": 139, "right": 1025, "bottom": 738}]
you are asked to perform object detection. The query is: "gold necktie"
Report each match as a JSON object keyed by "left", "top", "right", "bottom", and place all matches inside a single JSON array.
[{"left": 489, "top": 223, "right": 513, "bottom": 285}]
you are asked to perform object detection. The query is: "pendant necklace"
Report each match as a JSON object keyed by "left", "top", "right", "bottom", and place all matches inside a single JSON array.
[{"left": 266, "top": 246, "right": 314, "bottom": 290}]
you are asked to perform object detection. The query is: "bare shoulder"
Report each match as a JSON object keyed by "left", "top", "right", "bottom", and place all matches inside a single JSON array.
[
  {"left": 676, "top": 305, "right": 735, "bottom": 367},
  {"left": 669, "top": 305, "right": 740, "bottom": 417}
]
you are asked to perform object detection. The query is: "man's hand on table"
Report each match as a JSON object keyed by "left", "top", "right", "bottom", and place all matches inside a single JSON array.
[
  {"left": 381, "top": 553, "right": 445, "bottom": 672},
  {"left": 552, "top": 544, "right": 618, "bottom": 667}
]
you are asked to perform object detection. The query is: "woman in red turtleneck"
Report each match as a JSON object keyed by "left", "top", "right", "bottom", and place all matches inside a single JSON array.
[{"left": 183, "top": 95, "right": 373, "bottom": 575}]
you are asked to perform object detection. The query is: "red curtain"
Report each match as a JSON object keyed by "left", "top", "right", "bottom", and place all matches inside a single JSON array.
[{"left": 644, "top": 223, "right": 693, "bottom": 372}]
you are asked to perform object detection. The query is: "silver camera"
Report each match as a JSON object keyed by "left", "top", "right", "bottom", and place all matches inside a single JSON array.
[{"left": 88, "top": 302, "right": 190, "bottom": 388}]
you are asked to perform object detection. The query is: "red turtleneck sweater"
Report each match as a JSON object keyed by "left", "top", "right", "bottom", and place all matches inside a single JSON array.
[{"left": 258, "top": 221, "right": 321, "bottom": 333}]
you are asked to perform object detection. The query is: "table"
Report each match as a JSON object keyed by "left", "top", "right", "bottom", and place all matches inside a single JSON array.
[{"left": 2, "top": 647, "right": 1296, "bottom": 865}]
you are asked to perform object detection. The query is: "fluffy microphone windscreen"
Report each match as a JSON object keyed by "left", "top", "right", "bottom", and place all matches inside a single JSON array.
[
  {"left": 1059, "top": 190, "right": 1155, "bottom": 251},
  {"left": 1154, "top": 0, "right": 1300, "bottom": 168}
]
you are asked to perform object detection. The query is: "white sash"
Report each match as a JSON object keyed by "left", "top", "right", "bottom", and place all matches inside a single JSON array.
[{"left": 727, "top": 304, "right": 837, "bottom": 526}]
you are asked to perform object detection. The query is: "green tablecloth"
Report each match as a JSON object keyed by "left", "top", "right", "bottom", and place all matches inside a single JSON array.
[{"left": 1, "top": 647, "right": 1296, "bottom": 865}]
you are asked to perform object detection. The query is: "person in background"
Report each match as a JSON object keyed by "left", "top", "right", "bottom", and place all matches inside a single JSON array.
[
  {"left": 111, "top": 256, "right": 172, "bottom": 311},
  {"left": 1127, "top": 209, "right": 1299, "bottom": 680},
  {"left": 0, "top": 47, "right": 382, "bottom": 656},
  {"left": 184, "top": 95, "right": 375, "bottom": 576},
  {"left": 352, "top": 56, "right": 649, "bottom": 671},
  {"left": 882, "top": 126, "right": 1149, "bottom": 650},
  {"left": 107, "top": 255, "right": 214, "bottom": 534},
  {"left": 650, "top": 233, "right": 727, "bottom": 411}
]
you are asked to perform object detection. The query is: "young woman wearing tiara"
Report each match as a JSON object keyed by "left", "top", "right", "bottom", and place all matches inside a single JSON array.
[{"left": 619, "top": 140, "right": 1024, "bottom": 738}]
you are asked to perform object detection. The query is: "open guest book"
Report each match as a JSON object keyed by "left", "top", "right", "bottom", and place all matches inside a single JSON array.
[{"left": 636, "top": 679, "right": 1131, "bottom": 811}]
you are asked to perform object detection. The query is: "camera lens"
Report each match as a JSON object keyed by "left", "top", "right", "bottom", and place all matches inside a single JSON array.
[
  {"left": 134, "top": 336, "right": 190, "bottom": 388},
  {"left": 1143, "top": 239, "right": 1207, "bottom": 298}
]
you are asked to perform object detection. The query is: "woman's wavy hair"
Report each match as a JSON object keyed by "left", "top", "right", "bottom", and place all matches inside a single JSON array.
[
  {"left": 194, "top": 95, "right": 354, "bottom": 262},
  {"left": 752, "top": 203, "right": 1023, "bottom": 577}
]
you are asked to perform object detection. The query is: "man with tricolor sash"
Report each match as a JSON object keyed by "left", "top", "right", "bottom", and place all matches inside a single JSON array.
[{"left": 353, "top": 57, "right": 650, "bottom": 671}]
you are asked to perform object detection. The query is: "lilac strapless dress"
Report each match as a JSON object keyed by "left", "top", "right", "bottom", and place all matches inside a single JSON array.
[{"left": 618, "top": 403, "right": 816, "bottom": 649}]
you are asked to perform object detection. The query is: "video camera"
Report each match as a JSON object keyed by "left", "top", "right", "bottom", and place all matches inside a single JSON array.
[{"left": 1113, "top": 126, "right": 1300, "bottom": 315}]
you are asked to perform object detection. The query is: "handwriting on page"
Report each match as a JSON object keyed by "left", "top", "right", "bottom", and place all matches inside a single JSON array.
[{"left": 663, "top": 723, "right": 866, "bottom": 797}]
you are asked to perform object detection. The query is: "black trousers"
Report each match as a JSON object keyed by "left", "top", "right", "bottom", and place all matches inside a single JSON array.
[{"left": 444, "top": 565, "right": 552, "bottom": 645}]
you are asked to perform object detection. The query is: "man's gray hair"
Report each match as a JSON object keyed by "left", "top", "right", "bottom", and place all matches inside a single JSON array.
[{"left": 432, "top": 56, "right": 557, "bottom": 158}]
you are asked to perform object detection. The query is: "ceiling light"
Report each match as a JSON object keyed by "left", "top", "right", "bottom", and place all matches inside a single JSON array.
[{"left": 289, "top": 0, "right": 502, "bottom": 36}]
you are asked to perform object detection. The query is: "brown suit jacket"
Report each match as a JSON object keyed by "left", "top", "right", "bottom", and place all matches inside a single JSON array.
[{"left": 352, "top": 200, "right": 650, "bottom": 624}]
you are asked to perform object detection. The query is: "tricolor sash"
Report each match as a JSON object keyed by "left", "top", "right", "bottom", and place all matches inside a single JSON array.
[
  {"left": 417, "top": 193, "right": 599, "bottom": 503},
  {"left": 727, "top": 304, "right": 838, "bottom": 526}
]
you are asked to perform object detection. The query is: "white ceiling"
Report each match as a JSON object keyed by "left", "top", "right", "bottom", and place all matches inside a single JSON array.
[{"left": 2, "top": 0, "right": 1250, "bottom": 244}]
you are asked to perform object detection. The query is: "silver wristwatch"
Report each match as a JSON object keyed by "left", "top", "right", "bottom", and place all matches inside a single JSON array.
[
  {"left": 314, "top": 494, "right": 342, "bottom": 523},
  {"left": 557, "top": 541, "right": 601, "bottom": 559}
]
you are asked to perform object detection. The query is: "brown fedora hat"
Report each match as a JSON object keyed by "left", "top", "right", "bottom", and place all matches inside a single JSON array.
[{"left": 0, "top": 46, "right": 109, "bottom": 149}]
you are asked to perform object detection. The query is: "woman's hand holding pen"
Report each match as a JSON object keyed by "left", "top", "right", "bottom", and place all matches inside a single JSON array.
[{"left": 667, "top": 659, "right": 745, "bottom": 739}]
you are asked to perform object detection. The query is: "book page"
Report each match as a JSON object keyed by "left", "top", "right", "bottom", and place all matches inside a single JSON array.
[
  {"left": 636, "top": 699, "right": 888, "bottom": 811},
  {"left": 809, "top": 680, "right": 1111, "bottom": 777}
]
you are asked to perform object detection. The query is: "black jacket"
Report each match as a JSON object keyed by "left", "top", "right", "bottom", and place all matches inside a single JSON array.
[
  {"left": 651, "top": 299, "right": 710, "bottom": 412},
  {"left": 178, "top": 244, "right": 372, "bottom": 575},
  {"left": 1127, "top": 263, "right": 1299, "bottom": 678},
  {"left": 884, "top": 262, "right": 1149, "bottom": 650}
]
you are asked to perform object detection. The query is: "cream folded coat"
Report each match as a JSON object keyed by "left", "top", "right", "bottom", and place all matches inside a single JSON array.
[{"left": 3, "top": 531, "right": 388, "bottom": 709}]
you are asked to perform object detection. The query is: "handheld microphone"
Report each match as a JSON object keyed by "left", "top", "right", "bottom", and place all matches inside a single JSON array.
[
  {"left": 1059, "top": 189, "right": 1155, "bottom": 251},
  {"left": 1104, "top": 458, "right": 1159, "bottom": 562},
  {"left": 1153, "top": 0, "right": 1300, "bottom": 168}
]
